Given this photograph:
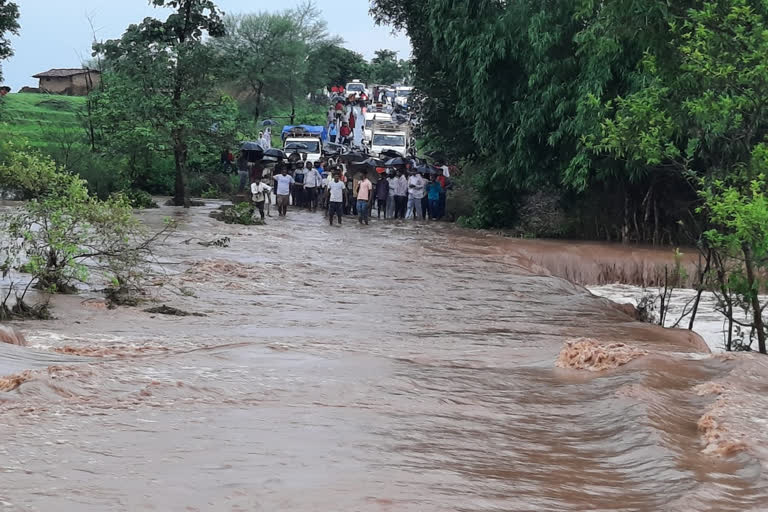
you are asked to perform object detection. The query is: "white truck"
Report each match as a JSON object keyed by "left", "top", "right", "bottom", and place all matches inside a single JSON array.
[
  {"left": 363, "top": 112, "right": 392, "bottom": 143},
  {"left": 283, "top": 127, "right": 323, "bottom": 164},
  {"left": 394, "top": 86, "right": 413, "bottom": 109},
  {"left": 370, "top": 121, "right": 409, "bottom": 158}
]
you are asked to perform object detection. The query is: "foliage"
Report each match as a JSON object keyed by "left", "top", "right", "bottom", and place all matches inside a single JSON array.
[
  {"left": 215, "top": 1, "right": 340, "bottom": 124},
  {"left": 0, "top": 0, "right": 19, "bottom": 83},
  {"left": 94, "top": 0, "right": 231, "bottom": 207},
  {"left": 210, "top": 202, "right": 263, "bottom": 225},
  {"left": 0, "top": 143, "right": 69, "bottom": 198},
  {"left": 699, "top": 176, "right": 768, "bottom": 353},
  {"left": 310, "top": 45, "right": 369, "bottom": 88},
  {"left": 368, "top": 49, "right": 407, "bottom": 85},
  {"left": 1, "top": 151, "right": 173, "bottom": 316},
  {"left": 370, "top": 0, "right": 699, "bottom": 237}
]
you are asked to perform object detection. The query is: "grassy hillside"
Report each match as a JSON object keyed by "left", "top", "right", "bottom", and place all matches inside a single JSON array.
[{"left": 1, "top": 93, "right": 86, "bottom": 151}]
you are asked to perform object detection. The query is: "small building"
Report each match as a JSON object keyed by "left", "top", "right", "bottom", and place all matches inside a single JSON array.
[{"left": 32, "top": 68, "right": 101, "bottom": 96}]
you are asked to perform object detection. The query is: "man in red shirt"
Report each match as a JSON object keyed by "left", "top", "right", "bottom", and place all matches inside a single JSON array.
[{"left": 339, "top": 122, "right": 352, "bottom": 145}]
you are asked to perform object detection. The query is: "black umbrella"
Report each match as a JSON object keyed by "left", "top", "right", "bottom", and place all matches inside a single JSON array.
[
  {"left": 379, "top": 149, "right": 404, "bottom": 159},
  {"left": 240, "top": 141, "right": 264, "bottom": 152},
  {"left": 262, "top": 148, "right": 287, "bottom": 161},
  {"left": 339, "top": 151, "right": 367, "bottom": 163},
  {"left": 331, "top": 95, "right": 347, "bottom": 103},
  {"left": 351, "top": 157, "right": 386, "bottom": 169},
  {"left": 261, "top": 119, "right": 277, "bottom": 126},
  {"left": 385, "top": 157, "right": 408, "bottom": 167}
]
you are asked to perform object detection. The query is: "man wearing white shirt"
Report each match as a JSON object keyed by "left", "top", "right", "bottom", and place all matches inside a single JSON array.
[
  {"left": 327, "top": 172, "right": 346, "bottom": 226},
  {"left": 302, "top": 161, "right": 322, "bottom": 212},
  {"left": 250, "top": 179, "right": 272, "bottom": 221},
  {"left": 274, "top": 165, "right": 294, "bottom": 217},
  {"left": 406, "top": 171, "right": 425, "bottom": 220},
  {"left": 393, "top": 169, "right": 408, "bottom": 219}
]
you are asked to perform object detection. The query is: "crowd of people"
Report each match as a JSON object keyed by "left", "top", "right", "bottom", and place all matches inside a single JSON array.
[
  {"left": 247, "top": 157, "right": 453, "bottom": 227},
  {"left": 238, "top": 83, "right": 452, "bottom": 226}
]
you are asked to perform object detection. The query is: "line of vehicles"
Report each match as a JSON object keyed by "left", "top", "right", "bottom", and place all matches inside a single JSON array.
[{"left": 281, "top": 80, "right": 415, "bottom": 165}]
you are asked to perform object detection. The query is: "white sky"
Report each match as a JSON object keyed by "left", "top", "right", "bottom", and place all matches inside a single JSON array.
[{"left": 2, "top": 0, "right": 410, "bottom": 91}]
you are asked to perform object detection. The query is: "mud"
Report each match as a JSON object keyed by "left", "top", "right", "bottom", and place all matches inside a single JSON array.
[{"left": 1, "top": 201, "right": 766, "bottom": 511}]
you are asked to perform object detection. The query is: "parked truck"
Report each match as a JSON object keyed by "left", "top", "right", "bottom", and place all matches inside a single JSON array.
[{"left": 370, "top": 121, "right": 409, "bottom": 158}]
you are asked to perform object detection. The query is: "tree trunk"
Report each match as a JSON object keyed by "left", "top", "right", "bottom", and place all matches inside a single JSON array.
[
  {"left": 622, "top": 193, "right": 629, "bottom": 244},
  {"left": 688, "top": 249, "right": 712, "bottom": 330},
  {"left": 742, "top": 244, "right": 766, "bottom": 354},
  {"left": 173, "top": 131, "right": 189, "bottom": 208}
]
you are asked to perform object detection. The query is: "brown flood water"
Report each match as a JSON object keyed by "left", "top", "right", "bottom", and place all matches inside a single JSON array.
[{"left": 1, "top": 201, "right": 766, "bottom": 511}]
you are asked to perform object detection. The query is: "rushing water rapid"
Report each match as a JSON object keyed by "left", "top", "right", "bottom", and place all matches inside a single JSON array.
[{"left": 1, "top": 202, "right": 766, "bottom": 511}]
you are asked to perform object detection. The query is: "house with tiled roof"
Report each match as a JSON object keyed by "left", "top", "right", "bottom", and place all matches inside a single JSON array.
[{"left": 33, "top": 68, "right": 101, "bottom": 96}]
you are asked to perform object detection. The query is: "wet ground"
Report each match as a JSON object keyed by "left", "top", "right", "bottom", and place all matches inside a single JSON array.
[{"left": 1, "top": 202, "right": 766, "bottom": 511}]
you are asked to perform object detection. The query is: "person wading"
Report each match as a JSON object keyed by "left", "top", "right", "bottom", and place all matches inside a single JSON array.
[
  {"left": 407, "top": 170, "right": 425, "bottom": 220},
  {"left": 375, "top": 172, "right": 390, "bottom": 219},
  {"left": 394, "top": 168, "right": 408, "bottom": 219},
  {"left": 303, "top": 161, "right": 322, "bottom": 212},
  {"left": 355, "top": 170, "right": 373, "bottom": 225},
  {"left": 327, "top": 172, "right": 346, "bottom": 226},
  {"left": 251, "top": 177, "right": 272, "bottom": 221},
  {"left": 274, "top": 165, "right": 294, "bottom": 217}
]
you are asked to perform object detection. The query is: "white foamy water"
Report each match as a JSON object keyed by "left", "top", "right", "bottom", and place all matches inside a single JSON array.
[{"left": 588, "top": 284, "right": 763, "bottom": 354}]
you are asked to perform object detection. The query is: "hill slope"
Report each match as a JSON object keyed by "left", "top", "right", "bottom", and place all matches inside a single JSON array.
[{"left": 1, "top": 93, "right": 86, "bottom": 151}]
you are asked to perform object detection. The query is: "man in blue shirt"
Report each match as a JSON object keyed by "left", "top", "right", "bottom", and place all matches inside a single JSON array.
[{"left": 426, "top": 175, "right": 443, "bottom": 220}]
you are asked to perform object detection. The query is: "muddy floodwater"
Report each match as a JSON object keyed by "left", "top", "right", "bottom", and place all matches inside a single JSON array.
[{"left": 1, "top": 202, "right": 767, "bottom": 511}]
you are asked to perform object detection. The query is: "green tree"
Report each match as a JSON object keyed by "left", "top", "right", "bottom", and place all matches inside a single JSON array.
[
  {"left": 368, "top": 49, "right": 403, "bottom": 85},
  {"left": 0, "top": 0, "right": 19, "bottom": 84},
  {"left": 216, "top": 1, "right": 339, "bottom": 124},
  {"left": 216, "top": 12, "right": 296, "bottom": 121},
  {"left": 94, "top": 0, "right": 228, "bottom": 207},
  {"left": 309, "top": 45, "right": 369, "bottom": 88}
]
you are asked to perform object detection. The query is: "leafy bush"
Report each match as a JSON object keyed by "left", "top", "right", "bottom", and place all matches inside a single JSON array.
[{"left": 0, "top": 149, "right": 174, "bottom": 316}]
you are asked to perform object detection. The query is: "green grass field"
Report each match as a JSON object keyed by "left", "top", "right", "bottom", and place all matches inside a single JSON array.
[{"left": 2, "top": 93, "right": 86, "bottom": 151}]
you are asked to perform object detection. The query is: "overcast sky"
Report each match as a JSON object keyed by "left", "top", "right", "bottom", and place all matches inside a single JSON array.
[{"left": 2, "top": 0, "right": 410, "bottom": 91}]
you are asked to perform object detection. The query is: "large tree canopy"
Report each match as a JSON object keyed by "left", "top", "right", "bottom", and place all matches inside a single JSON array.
[
  {"left": 0, "top": 0, "right": 20, "bottom": 83},
  {"left": 371, "top": 0, "right": 702, "bottom": 238},
  {"left": 94, "top": 0, "right": 228, "bottom": 207}
]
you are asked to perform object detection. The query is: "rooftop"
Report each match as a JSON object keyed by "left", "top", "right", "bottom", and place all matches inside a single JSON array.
[{"left": 33, "top": 68, "right": 101, "bottom": 78}]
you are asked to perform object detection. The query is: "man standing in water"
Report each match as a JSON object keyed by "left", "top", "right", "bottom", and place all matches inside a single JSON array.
[
  {"left": 274, "top": 165, "right": 294, "bottom": 217},
  {"left": 407, "top": 170, "right": 425, "bottom": 220},
  {"left": 355, "top": 170, "right": 373, "bottom": 225},
  {"left": 327, "top": 172, "right": 346, "bottom": 226},
  {"left": 393, "top": 169, "right": 408, "bottom": 219},
  {"left": 303, "top": 161, "right": 322, "bottom": 212},
  {"left": 251, "top": 178, "right": 272, "bottom": 221}
]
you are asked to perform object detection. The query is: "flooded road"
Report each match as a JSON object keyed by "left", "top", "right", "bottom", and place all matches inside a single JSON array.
[{"left": 1, "top": 202, "right": 766, "bottom": 511}]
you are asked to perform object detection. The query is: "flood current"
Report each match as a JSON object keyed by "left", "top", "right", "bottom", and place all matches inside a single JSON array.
[{"left": 1, "top": 202, "right": 766, "bottom": 511}]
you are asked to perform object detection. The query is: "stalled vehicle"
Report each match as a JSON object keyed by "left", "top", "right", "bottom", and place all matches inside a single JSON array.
[
  {"left": 281, "top": 125, "right": 326, "bottom": 163},
  {"left": 364, "top": 112, "right": 392, "bottom": 143},
  {"left": 395, "top": 86, "right": 413, "bottom": 109},
  {"left": 370, "top": 121, "right": 409, "bottom": 158}
]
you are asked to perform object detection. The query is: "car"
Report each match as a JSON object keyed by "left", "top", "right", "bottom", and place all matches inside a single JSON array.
[{"left": 345, "top": 80, "right": 368, "bottom": 100}]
